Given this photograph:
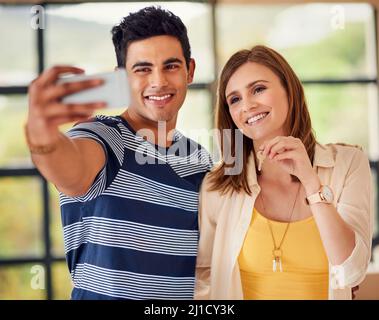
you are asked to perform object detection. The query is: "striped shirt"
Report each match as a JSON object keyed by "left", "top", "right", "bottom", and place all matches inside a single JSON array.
[{"left": 59, "top": 115, "right": 213, "bottom": 300}]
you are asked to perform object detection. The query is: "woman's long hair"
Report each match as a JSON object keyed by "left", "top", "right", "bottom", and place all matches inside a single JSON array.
[{"left": 208, "top": 45, "right": 316, "bottom": 195}]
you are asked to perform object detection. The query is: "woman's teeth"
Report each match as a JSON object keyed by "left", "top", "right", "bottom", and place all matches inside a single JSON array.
[{"left": 247, "top": 112, "right": 268, "bottom": 125}]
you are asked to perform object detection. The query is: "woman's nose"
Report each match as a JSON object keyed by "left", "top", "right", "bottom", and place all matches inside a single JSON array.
[{"left": 241, "top": 99, "right": 258, "bottom": 112}]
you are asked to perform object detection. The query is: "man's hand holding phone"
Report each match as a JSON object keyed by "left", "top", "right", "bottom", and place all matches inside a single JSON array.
[
  {"left": 26, "top": 65, "right": 106, "bottom": 148},
  {"left": 25, "top": 65, "right": 132, "bottom": 196}
]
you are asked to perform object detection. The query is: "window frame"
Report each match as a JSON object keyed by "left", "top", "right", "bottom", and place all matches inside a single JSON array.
[{"left": 0, "top": 0, "right": 378, "bottom": 300}]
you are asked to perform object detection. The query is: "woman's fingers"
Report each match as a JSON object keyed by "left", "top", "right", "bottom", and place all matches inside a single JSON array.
[
  {"left": 272, "top": 150, "right": 298, "bottom": 161},
  {"left": 268, "top": 141, "right": 288, "bottom": 159},
  {"left": 260, "top": 136, "right": 305, "bottom": 162},
  {"left": 260, "top": 136, "right": 281, "bottom": 156},
  {"left": 263, "top": 136, "right": 298, "bottom": 159}
]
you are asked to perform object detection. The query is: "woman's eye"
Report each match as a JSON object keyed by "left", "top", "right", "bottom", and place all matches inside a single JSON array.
[
  {"left": 229, "top": 96, "right": 240, "bottom": 105},
  {"left": 253, "top": 86, "right": 266, "bottom": 94}
]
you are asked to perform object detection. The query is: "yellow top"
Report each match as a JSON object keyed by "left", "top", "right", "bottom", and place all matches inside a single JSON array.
[{"left": 238, "top": 208, "right": 329, "bottom": 300}]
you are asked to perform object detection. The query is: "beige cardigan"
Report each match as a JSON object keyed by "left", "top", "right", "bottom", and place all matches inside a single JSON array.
[{"left": 195, "top": 143, "right": 373, "bottom": 300}]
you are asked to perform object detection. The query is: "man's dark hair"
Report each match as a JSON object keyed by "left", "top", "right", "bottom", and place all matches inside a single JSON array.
[{"left": 111, "top": 6, "right": 191, "bottom": 69}]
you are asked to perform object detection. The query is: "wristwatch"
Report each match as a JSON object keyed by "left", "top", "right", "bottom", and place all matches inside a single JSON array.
[{"left": 305, "top": 185, "right": 334, "bottom": 205}]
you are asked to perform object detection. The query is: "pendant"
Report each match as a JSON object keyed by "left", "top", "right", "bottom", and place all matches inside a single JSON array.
[
  {"left": 257, "top": 151, "right": 266, "bottom": 171},
  {"left": 272, "top": 249, "right": 283, "bottom": 272}
]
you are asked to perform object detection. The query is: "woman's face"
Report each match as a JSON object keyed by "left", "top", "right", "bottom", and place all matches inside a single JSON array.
[{"left": 225, "top": 62, "right": 289, "bottom": 145}]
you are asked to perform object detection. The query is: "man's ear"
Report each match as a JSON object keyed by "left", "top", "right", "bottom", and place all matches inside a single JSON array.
[{"left": 187, "top": 58, "right": 196, "bottom": 84}]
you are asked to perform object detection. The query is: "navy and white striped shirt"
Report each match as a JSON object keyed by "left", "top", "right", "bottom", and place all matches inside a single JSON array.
[{"left": 59, "top": 115, "right": 213, "bottom": 300}]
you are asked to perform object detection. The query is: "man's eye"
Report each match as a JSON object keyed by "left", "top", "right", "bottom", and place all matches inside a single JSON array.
[
  {"left": 135, "top": 68, "right": 150, "bottom": 73},
  {"left": 166, "top": 64, "right": 179, "bottom": 70},
  {"left": 253, "top": 86, "right": 266, "bottom": 94}
]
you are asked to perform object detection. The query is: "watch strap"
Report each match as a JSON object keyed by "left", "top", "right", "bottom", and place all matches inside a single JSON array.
[{"left": 305, "top": 191, "right": 322, "bottom": 205}]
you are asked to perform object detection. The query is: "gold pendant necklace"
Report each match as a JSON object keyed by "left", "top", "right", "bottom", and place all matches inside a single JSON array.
[{"left": 260, "top": 182, "right": 301, "bottom": 272}]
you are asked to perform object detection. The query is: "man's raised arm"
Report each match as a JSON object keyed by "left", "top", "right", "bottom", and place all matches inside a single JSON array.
[{"left": 26, "top": 66, "right": 106, "bottom": 197}]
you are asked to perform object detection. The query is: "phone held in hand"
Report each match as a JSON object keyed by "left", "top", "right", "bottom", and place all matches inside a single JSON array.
[{"left": 57, "top": 69, "right": 131, "bottom": 109}]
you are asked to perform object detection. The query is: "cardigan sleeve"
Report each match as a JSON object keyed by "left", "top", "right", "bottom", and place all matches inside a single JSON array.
[
  {"left": 194, "top": 175, "right": 218, "bottom": 299},
  {"left": 330, "top": 148, "right": 373, "bottom": 289}
]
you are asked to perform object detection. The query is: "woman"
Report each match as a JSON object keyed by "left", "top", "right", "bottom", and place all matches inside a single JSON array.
[{"left": 195, "top": 45, "right": 373, "bottom": 300}]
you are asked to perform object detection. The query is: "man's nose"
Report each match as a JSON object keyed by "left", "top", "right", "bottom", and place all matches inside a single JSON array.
[{"left": 150, "top": 70, "right": 168, "bottom": 88}]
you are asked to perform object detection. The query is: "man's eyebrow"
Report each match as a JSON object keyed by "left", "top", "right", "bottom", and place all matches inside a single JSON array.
[
  {"left": 132, "top": 61, "right": 153, "bottom": 69},
  {"left": 226, "top": 80, "right": 269, "bottom": 100},
  {"left": 163, "top": 57, "right": 183, "bottom": 65},
  {"left": 131, "top": 58, "right": 183, "bottom": 70}
]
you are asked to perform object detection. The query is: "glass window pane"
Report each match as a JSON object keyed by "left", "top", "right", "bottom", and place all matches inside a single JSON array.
[
  {"left": 52, "top": 262, "right": 72, "bottom": 300},
  {"left": 0, "top": 5, "right": 37, "bottom": 86},
  {"left": 0, "top": 177, "right": 43, "bottom": 258},
  {"left": 177, "top": 90, "right": 212, "bottom": 152},
  {"left": 50, "top": 183, "right": 65, "bottom": 257},
  {"left": 305, "top": 84, "right": 373, "bottom": 152},
  {"left": 0, "top": 264, "right": 46, "bottom": 299},
  {"left": 216, "top": 3, "right": 376, "bottom": 80},
  {"left": 0, "top": 95, "right": 32, "bottom": 168},
  {"left": 46, "top": 2, "right": 213, "bottom": 83}
]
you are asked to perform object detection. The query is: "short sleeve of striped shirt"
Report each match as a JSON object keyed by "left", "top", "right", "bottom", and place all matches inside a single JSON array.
[{"left": 63, "top": 116, "right": 124, "bottom": 202}]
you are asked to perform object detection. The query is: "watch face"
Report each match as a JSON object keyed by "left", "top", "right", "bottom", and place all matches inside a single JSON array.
[{"left": 321, "top": 186, "right": 334, "bottom": 203}]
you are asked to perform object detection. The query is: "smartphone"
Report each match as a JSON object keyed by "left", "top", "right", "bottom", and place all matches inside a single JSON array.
[{"left": 57, "top": 69, "right": 130, "bottom": 109}]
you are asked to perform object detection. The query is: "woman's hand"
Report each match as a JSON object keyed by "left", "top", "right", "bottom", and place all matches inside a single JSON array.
[{"left": 259, "top": 136, "right": 320, "bottom": 195}]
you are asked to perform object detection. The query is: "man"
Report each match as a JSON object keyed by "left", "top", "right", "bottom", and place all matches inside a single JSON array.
[{"left": 26, "top": 6, "right": 212, "bottom": 300}]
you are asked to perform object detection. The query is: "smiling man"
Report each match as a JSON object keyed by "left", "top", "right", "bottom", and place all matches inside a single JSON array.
[{"left": 25, "top": 6, "right": 213, "bottom": 300}]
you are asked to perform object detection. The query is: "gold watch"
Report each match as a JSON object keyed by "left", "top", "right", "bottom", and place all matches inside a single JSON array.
[{"left": 305, "top": 185, "right": 334, "bottom": 205}]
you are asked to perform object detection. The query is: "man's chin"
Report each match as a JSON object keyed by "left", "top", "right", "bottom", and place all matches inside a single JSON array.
[
  {"left": 148, "top": 109, "right": 177, "bottom": 123},
  {"left": 155, "top": 115, "right": 176, "bottom": 123}
]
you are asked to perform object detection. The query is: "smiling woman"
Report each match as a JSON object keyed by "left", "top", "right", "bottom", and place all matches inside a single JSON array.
[
  {"left": 225, "top": 63, "right": 291, "bottom": 144},
  {"left": 195, "top": 45, "right": 373, "bottom": 300}
]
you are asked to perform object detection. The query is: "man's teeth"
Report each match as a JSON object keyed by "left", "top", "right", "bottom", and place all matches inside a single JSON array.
[
  {"left": 148, "top": 94, "right": 172, "bottom": 101},
  {"left": 247, "top": 112, "right": 268, "bottom": 124}
]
